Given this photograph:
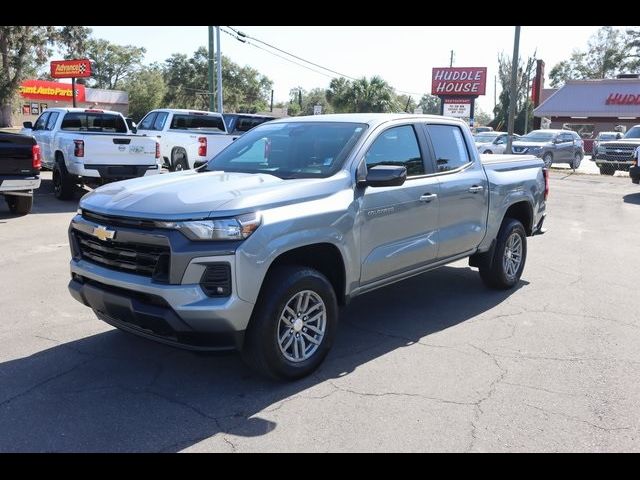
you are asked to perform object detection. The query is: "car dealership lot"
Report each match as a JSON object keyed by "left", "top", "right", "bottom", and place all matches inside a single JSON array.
[{"left": 0, "top": 171, "right": 639, "bottom": 452}]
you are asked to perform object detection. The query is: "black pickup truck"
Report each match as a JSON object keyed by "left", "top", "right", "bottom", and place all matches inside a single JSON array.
[{"left": 0, "top": 132, "right": 41, "bottom": 215}]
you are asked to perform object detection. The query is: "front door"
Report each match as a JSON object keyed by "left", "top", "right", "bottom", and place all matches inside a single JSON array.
[
  {"left": 359, "top": 124, "right": 440, "bottom": 285},
  {"left": 423, "top": 123, "right": 489, "bottom": 259}
]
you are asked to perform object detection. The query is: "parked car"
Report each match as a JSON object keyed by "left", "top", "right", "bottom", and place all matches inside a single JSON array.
[
  {"left": 593, "top": 125, "right": 640, "bottom": 175},
  {"left": 472, "top": 126, "right": 493, "bottom": 135},
  {"left": 67, "top": 113, "right": 548, "bottom": 380},
  {"left": 136, "top": 109, "right": 238, "bottom": 171},
  {"left": 511, "top": 129, "right": 584, "bottom": 169},
  {"left": 591, "top": 131, "right": 624, "bottom": 159},
  {"left": 474, "top": 132, "right": 520, "bottom": 154},
  {"left": 223, "top": 113, "right": 275, "bottom": 136},
  {"left": 21, "top": 108, "right": 162, "bottom": 200},
  {"left": 0, "top": 131, "right": 41, "bottom": 215}
]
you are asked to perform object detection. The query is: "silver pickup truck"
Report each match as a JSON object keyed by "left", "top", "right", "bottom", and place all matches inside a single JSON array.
[{"left": 67, "top": 114, "right": 548, "bottom": 380}]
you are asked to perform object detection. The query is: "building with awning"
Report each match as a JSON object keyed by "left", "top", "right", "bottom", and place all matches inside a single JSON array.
[
  {"left": 533, "top": 76, "right": 640, "bottom": 152},
  {"left": 17, "top": 79, "right": 129, "bottom": 123}
]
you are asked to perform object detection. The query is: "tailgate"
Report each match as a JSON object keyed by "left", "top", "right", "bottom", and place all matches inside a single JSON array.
[
  {"left": 82, "top": 135, "right": 157, "bottom": 166},
  {"left": 0, "top": 133, "right": 37, "bottom": 175}
]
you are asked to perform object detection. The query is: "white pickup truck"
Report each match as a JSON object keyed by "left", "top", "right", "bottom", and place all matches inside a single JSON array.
[
  {"left": 21, "top": 108, "right": 162, "bottom": 200},
  {"left": 136, "top": 109, "right": 238, "bottom": 170}
]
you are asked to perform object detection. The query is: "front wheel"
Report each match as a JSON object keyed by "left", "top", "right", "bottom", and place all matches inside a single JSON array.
[
  {"left": 242, "top": 266, "right": 338, "bottom": 380},
  {"left": 571, "top": 152, "right": 582, "bottom": 170},
  {"left": 478, "top": 218, "right": 527, "bottom": 290},
  {"left": 542, "top": 152, "right": 553, "bottom": 169},
  {"left": 5, "top": 195, "right": 33, "bottom": 215}
]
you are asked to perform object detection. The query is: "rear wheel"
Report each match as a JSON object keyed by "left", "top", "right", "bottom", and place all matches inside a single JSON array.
[
  {"left": 52, "top": 158, "right": 76, "bottom": 200},
  {"left": 171, "top": 149, "right": 189, "bottom": 171},
  {"left": 5, "top": 195, "right": 33, "bottom": 215},
  {"left": 542, "top": 152, "right": 553, "bottom": 169},
  {"left": 478, "top": 218, "right": 527, "bottom": 290},
  {"left": 242, "top": 265, "right": 338, "bottom": 380},
  {"left": 483, "top": 150, "right": 492, "bottom": 154}
]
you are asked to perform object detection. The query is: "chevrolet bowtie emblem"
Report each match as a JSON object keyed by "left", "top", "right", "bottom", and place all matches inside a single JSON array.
[{"left": 92, "top": 225, "right": 116, "bottom": 241}]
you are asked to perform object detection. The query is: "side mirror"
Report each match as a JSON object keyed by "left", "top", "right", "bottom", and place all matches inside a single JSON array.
[
  {"left": 23, "top": 121, "right": 33, "bottom": 130},
  {"left": 130, "top": 126, "right": 137, "bottom": 134},
  {"left": 362, "top": 165, "right": 407, "bottom": 188}
]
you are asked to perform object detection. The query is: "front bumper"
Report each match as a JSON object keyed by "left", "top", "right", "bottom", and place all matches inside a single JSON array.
[
  {"left": 630, "top": 165, "right": 640, "bottom": 184},
  {"left": 68, "top": 249, "right": 255, "bottom": 351},
  {"left": 594, "top": 157, "right": 634, "bottom": 171}
]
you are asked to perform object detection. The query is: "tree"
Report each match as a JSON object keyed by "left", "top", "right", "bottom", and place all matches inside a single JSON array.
[
  {"left": 163, "top": 48, "right": 272, "bottom": 113},
  {"left": 326, "top": 76, "right": 397, "bottom": 113},
  {"left": 626, "top": 28, "right": 640, "bottom": 72},
  {"left": 0, "top": 26, "right": 91, "bottom": 127},
  {"left": 417, "top": 94, "right": 440, "bottom": 114},
  {"left": 491, "top": 52, "right": 536, "bottom": 134},
  {"left": 395, "top": 94, "right": 417, "bottom": 113},
  {"left": 122, "top": 65, "right": 168, "bottom": 122},
  {"left": 474, "top": 106, "right": 492, "bottom": 127},
  {"left": 301, "top": 88, "right": 333, "bottom": 115},
  {"left": 549, "top": 27, "right": 630, "bottom": 87},
  {"left": 85, "top": 38, "right": 146, "bottom": 90}
]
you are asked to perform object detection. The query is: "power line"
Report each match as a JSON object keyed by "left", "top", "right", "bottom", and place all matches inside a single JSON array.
[{"left": 226, "top": 26, "right": 424, "bottom": 97}]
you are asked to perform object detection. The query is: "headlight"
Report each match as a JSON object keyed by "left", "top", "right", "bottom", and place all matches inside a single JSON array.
[
  {"left": 530, "top": 146, "right": 542, "bottom": 153},
  {"left": 159, "top": 212, "right": 261, "bottom": 241}
]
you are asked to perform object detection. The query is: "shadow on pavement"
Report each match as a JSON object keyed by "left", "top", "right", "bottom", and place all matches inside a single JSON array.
[
  {"left": 623, "top": 192, "right": 640, "bottom": 205},
  {"left": 0, "top": 265, "right": 527, "bottom": 452}
]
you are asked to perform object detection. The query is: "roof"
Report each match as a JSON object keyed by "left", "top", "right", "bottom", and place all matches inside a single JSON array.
[
  {"left": 270, "top": 113, "right": 454, "bottom": 128},
  {"left": 223, "top": 112, "right": 276, "bottom": 118},
  {"left": 534, "top": 78, "right": 640, "bottom": 118},
  {"left": 44, "top": 107, "right": 121, "bottom": 115},
  {"left": 154, "top": 108, "right": 223, "bottom": 116}
]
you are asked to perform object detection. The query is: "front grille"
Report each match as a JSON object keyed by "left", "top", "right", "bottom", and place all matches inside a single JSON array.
[
  {"left": 599, "top": 145, "right": 635, "bottom": 160},
  {"left": 75, "top": 230, "right": 170, "bottom": 279}
]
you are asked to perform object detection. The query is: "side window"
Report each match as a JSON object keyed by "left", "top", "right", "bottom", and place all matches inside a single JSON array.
[
  {"left": 495, "top": 135, "right": 506, "bottom": 144},
  {"left": 561, "top": 133, "right": 573, "bottom": 143},
  {"left": 45, "top": 112, "right": 59, "bottom": 130},
  {"left": 425, "top": 124, "right": 471, "bottom": 172},
  {"left": 33, "top": 112, "right": 50, "bottom": 131},
  {"left": 365, "top": 125, "right": 424, "bottom": 177},
  {"left": 152, "top": 112, "right": 168, "bottom": 130},
  {"left": 138, "top": 112, "right": 157, "bottom": 130}
]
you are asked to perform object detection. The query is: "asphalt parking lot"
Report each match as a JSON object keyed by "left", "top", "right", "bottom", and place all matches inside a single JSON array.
[{"left": 1, "top": 170, "right": 639, "bottom": 452}]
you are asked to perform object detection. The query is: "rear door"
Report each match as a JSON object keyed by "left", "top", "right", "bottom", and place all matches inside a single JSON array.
[
  {"left": 557, "top": 133, "right": 574, "bottom": 161},
  {"left": 423, "top": 123, "right": 489, "bottom": 260},
  {"left": 359, "top": 123, "right": 440, "bottom": 285}
]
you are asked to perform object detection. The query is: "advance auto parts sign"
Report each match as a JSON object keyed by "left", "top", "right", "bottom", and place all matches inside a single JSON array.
[
  {"left": 19, "top": 80, "right": 86, "bottom": 102},
  {"left": 50, "top": 59, "right": 92, "bottom": 79},
  {"left": 432, "top": 67, "right": 487, "bottom": 96}
]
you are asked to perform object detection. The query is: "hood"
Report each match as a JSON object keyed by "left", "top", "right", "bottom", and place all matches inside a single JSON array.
[
  {"left": 79, "top": 170, "right": 347, "bottom": 220},
  {"left": 598, "top": 139, "right": 640, "bottom": 147}
]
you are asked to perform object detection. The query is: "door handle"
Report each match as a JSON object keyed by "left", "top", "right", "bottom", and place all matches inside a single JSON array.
[
  {"left": 468, "top": 185, "right": 484, "bottom": 193},
  {"left": 419, "top": 193, "right": 438, "bottom": 203}
]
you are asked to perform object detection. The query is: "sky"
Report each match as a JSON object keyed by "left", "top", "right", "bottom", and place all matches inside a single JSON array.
[{"left": 89, "top": 25, "right": 616, "bottom": 114}]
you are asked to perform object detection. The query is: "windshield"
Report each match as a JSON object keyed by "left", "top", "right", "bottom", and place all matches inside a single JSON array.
[
  {"left": 598, "top": 133, "right": 618, "bottom": 141},
  {"left": 624, "top": 126, "right": 640, "bottom": 139},
  {"left": 205, "top": 121, "right": 368, "bottom": 179},
  {"left": 520, "top": 131, "right": 555, "bottom": 142},
  {"left": 474, "top": 134, "right": 499, "bottom": 143}
]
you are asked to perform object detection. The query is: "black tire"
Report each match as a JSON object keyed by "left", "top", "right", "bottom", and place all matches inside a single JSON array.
[
  {"left": 483, "top": 150, "right": 492, "bottom": 154},
  {"left": 599, "top": 165, "right": 615, "bottom": 175},
  {"left": 478, "top": 218, "right": 527, "bottom": 290},
  {"left": 172, "top": 149, "right": 189, "bottom": 171},
  {"left": 571, "top": 152, "right": 582, "bottom": 169},
  {"left": 52, "top": 157, "right": 76, "bottom": 200},
  {"left": 542, "top": 152, "right": 553, "bottom": 169},
  {"left": 5, "top": 195, "right": 33, "bottom": 215},
  {"left": 242, "top": 265, "right": 338, "bottom": 381}
]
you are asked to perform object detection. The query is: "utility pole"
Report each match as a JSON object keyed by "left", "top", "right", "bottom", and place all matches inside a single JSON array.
[
  {"left": 216, "top": 26, "right": 223, "bottom": 113},
  {"left": 270, "top": 89, "right": 274, "bottom": 112},
  {"left": 505, "top": 26, "right": 521, "bottom": 155},
  {"left": 208, "top": 26, "right": 215, "bottom": 112},
  {"left": 524, "top": 74, "right": 530, "bottom": 134},
  {"left": 450, "top": 50, "right": 454, "bottom": 68}
]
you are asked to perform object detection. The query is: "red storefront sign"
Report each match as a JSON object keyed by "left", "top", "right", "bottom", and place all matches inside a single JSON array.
[
  {"left": 50, "top": 59, "right": 92, "bottom": 79},
  {"left": 605, "top": 93, "right": 640, "bottom": 105},
  {"left": 432, "top": 67, "right": 487, "bottom": 96},
  {"left": 19, "top": 79, "right": 86, "bottom": 102}
]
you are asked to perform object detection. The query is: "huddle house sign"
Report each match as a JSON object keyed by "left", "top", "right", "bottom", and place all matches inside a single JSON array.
[
  {"left": 605, "top": 93, "right": 640, "bottom": 105},
  {"left": 431, "top": 67, "right": 487, "bottom": 95}
]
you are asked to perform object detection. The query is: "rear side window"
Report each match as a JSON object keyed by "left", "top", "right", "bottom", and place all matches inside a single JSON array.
[
  {"left": 153, "top": 112, "right": 168, "bottom": 130},
  {"left": 365, "top": 125, "right": 425, "bottom": 177},
  {"left": 170, "top": 114, "right": 225, "bottom": 132},
  {"left": 425, "top": 124, "right": 471, "bottom": 172},
  {"left": 61, "top": 113, "right": 127, "bottom": 133}
]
